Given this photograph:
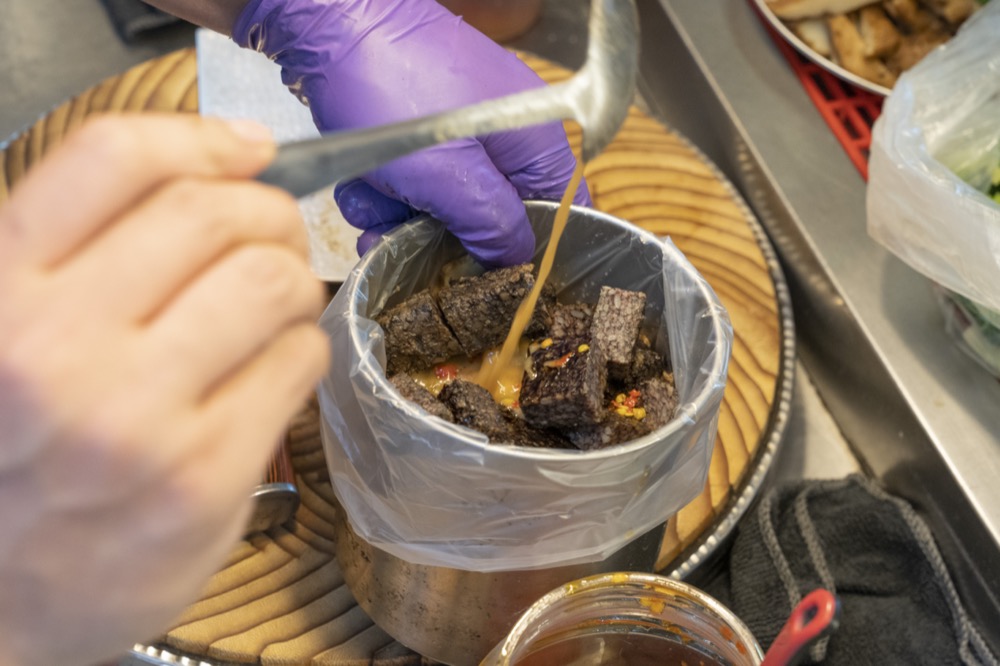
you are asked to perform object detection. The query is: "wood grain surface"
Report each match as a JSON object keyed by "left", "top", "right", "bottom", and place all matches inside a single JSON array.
[{"left": 0, "top": 49, "right": 784, "bottom": 665}]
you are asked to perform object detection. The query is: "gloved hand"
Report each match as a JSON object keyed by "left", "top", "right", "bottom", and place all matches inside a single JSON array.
[
  {"left": 0, "top": 115, "right": 328, "bottom": 666},
  {"left": 233, "top": 0, "right": 590, "bottom": 268}
]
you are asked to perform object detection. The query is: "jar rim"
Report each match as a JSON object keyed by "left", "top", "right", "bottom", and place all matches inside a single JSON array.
[{"left": 493, "top": 571, "right": 764, "bottom": 665}]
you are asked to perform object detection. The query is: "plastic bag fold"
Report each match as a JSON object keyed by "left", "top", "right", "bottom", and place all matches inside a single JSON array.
[{"left": 867, "top": 2, "right": 1000, "bottom": 313}]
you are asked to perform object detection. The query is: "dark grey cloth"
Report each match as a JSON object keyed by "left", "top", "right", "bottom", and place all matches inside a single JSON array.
[
  {"left": 99, "top": 0, "right": 181, "bottom": 42},
  {"left": 723, "top": 475, "right": 996, "bottom": 665}
]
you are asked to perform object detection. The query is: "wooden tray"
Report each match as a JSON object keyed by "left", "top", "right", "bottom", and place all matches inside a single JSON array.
[{"left": 1, "top": 49, "right": 794, "bottom": 666}]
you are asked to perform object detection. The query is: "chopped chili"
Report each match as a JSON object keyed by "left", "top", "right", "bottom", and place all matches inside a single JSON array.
[{"left": 435, "top": 364, "right": 459, "bottom": 380}]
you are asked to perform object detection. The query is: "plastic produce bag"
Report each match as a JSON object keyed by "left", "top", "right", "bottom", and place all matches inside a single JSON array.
[
  {"left": 867, "top": 2, "right": 1000, "bottom": 313},
  {"left": 317, "top": 201, "right": 732, "bottom": 572}
]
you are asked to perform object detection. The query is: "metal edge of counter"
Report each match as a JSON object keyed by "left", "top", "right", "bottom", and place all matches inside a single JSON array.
[{"left": 634, "top": 0, "right": 1000, "bottom": 652}]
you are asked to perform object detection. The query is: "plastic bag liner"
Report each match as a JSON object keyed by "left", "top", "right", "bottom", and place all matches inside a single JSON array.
[
  {"left": 317, "top": 201, "right": 732, "bottom": 572},
  {"left": 867, "top": 2, "right": 1000, "bottom": 313}
]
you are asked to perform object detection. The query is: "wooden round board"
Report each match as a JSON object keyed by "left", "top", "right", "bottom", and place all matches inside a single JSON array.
[{"left": 1, "top": 49, "right": 794, "bottom": 665}]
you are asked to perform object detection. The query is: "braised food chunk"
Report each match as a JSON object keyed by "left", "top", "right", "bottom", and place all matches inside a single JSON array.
[
  {"left": 567, "top": 374, "right": 678, "bottom": 451},
  {"left": 590, "top": 286, "right": 647, "bottom": 381},
  {"left": 520, "top": 337, "right": 608, "bottom": 430},
  {"left": 377, "top": 264, "right": 679, "bottom": 451},
  {"left": 568, "top": 412, "right": 656, "bottom": 451},
  {"left": 549, "top": 301, "right": 595, "bottom": 341},
  {"left": 504, "top": 418, "right": 577, "bottom": 450},
  {"left": 377, "top": 291, "right": 463, "bottom": 375},
  {"left": 438, "top": 380, "right": 516, "bottom": 440},
  {"left": 390, "top": 373, "right": 456, "bottom": 423},
  {"left": 437, "top": 263, "right": 554, "bottom": 357},
  {"left": 640, "top": 374, "right": 680, "bottom": 431},
  {"left": 614, "top": 347, "right": 667, "bottom": 389}
]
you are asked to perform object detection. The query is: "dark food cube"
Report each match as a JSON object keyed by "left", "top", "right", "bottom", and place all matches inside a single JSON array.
[
  {"left": 613, "top": 347, "right": 666, "bottom": 389},
  {"left": 549, "top": 302, "right": 594, "bottom": 341},
  {"left": 568, "top": 372, "right": 678, "bottom": 451},
  {"left": 500, "top": 411, "right": 576, "bottom": 449},
  {"left": 526, "top": 284, "right": 557, "bottom": 338},
  {"left": 438, "top": 380, "right": 515, "bottom": 441},
  {"left": 639, "top": 373, "right": 679, "bottom": 430},
  {"left": 520, "top": 337, "right": 608, "bottom": 430},
  {"left": 389, "top": 373, "right": 454, "bottom": 423},
  {"left": 376, "top": 290, "right": 463, "bottom": 375},
  {"left": 568, "top": 412, "right": 655, "bottom": 451},
  {"left": 590, "top": 286, "right": 647, "bottom": 380},
  {"left": 437, "top": 264, "right": 553, "bottom": 357}
]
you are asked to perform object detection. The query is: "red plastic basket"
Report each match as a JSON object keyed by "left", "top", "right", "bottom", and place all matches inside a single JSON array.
[{"left": 753, "top": 9, "right": 884, "bottom": 180}]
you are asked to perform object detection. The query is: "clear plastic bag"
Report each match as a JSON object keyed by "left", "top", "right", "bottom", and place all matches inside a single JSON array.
[
  {"left": 317, "top": 201, "right": 732, "bottom": 572},
  {"left": 867, "top": 2, "right": 1000, "bottom": 314}
]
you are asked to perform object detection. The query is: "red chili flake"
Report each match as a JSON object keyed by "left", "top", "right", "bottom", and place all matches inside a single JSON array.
[
  {"left": 435, "top": 364, "right": 459, "bottom": 380},
  {"left": 543, "top": 352, "right": 574, "bottom": 369},
  {"left": 622, "top": 389, "right": 641, "bottom": 409}
]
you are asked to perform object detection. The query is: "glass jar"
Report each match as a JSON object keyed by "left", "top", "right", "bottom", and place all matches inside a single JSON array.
[
  {"left": 480, "top": 572, "right": 764, "bottom": 666},
  {"left": 437, "top": 0, "right": 543, "bottom": 42}
]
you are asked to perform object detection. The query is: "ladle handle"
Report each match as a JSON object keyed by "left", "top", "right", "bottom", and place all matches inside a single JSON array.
[
  {"left": 760, "top": 589, "right": 840, "bottom": 666},
  {"left": 257, "top": 83, "right": 574, "bottom": 199}
]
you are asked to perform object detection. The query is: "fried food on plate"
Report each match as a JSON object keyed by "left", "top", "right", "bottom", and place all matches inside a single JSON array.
[
  {"left": 766, "top": 0, "right": 878, "bottom": 20},
  {"left": 858, "top": 5, "right": 901, "bottom": 57},
  {"left": 791, "top": 17, "right": 834, "bottom": 56},
  {"left": 766, "top": 0, "right": 981, "bottom": 90},
  {"left": 827, "top": 13, "right": 898, "bottom": 87}
]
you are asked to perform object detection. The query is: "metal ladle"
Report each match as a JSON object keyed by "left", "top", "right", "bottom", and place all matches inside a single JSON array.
[{"left": 256, "top": 0, "right": 640, "bottom": 199}]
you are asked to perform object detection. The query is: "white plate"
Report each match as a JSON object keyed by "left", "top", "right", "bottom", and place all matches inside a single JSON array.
[{"left": 751, "top": 0, "right": 892, "bottom": 97}]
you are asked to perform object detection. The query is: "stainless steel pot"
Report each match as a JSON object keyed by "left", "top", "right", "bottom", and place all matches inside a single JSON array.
[
  {"left": 332, "top": 506, "right": 665, "bottom": 666},
  {"left": 317, "top": 200, "right": 732, "bottom": 665}
]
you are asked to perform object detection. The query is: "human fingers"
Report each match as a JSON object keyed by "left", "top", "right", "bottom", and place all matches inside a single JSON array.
[
  {"left": 354, "top": 220, "right": 400, "bottom": 257},
  {"left": 54, "top": 178, "right": 307, "bottom": 323},
  {"left": 334, "top": 179, "right": 413, "bottom": 232},
  {"left": 186, "top": 323, "right": 328, "bottom": 501},
  {"left": 334, "top": 179, "right": 413, "bottom": 256},
  {"left": 368, "top": 139, "right": 536, "bottom": 268},
  {"left": 143, "top": 243, "right": 325, "bottom": 403},
  {"left": 1, "top": 113, "right": 276, "bottom": 267},
  {"left": 337, "top": 134, "right": 590, "bottom": 260}
]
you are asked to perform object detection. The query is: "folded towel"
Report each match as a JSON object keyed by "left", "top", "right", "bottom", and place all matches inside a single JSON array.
[
  {"left": 99, "top": 0, "right": 182, "bottom": 42},
  {"left": 716, "top": 475, "right": 997, "bottom": 665}
]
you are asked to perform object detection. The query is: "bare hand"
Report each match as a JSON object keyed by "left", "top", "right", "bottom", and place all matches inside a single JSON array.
[{"left": 0, "top": 114, "right": 329, "bottom": 666}]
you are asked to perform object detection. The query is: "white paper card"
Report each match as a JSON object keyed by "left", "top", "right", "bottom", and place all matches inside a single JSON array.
[{"left": 195, "top": 28, "right": 359, "bottom": 282}]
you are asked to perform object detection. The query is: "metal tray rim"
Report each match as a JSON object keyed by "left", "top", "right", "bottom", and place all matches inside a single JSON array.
[{"left": 659, "top": 130, "right": 797, "bottom": 582}]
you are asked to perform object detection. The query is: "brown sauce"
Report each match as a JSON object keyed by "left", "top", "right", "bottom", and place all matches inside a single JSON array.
[
  {"left": 510, "top": 629, "right": 728, "bottom": 666},
  {"left": 410, "top": 339, "right": 531, "bottom": 406}
]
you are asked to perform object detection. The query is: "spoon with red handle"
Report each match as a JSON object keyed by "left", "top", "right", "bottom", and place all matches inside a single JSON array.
[{"left": 761, "top": 589, "right": 841, "bottom": 666}]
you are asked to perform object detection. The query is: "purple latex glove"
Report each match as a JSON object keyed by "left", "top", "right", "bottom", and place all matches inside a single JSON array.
[{"left": 233, "top": 0, "right": 590, "bottom": 268}]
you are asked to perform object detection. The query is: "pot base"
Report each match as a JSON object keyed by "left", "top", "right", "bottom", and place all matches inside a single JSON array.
[{"left": 333, "top": 507, "right": 665, "bottom": 666}]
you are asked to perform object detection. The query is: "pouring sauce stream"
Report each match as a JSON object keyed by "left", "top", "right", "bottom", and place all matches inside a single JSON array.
[{"left": 476, "top": 153, "right": 586, "bottom": 397}]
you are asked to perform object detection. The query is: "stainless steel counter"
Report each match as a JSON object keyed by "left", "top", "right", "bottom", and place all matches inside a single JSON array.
[{"left": 636, "top": 0, "right": 1000, "bottom": 650}]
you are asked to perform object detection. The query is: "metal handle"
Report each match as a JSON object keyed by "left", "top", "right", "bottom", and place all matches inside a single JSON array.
[
  {"left": 245, "top": 433, "right": 300, "bottom": 534},
  {"left": 253, "top": 0, "right": 641, "bottom": 199},
  {"left": 256, "top": 82, "right": 575, "bottom": 199}
]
